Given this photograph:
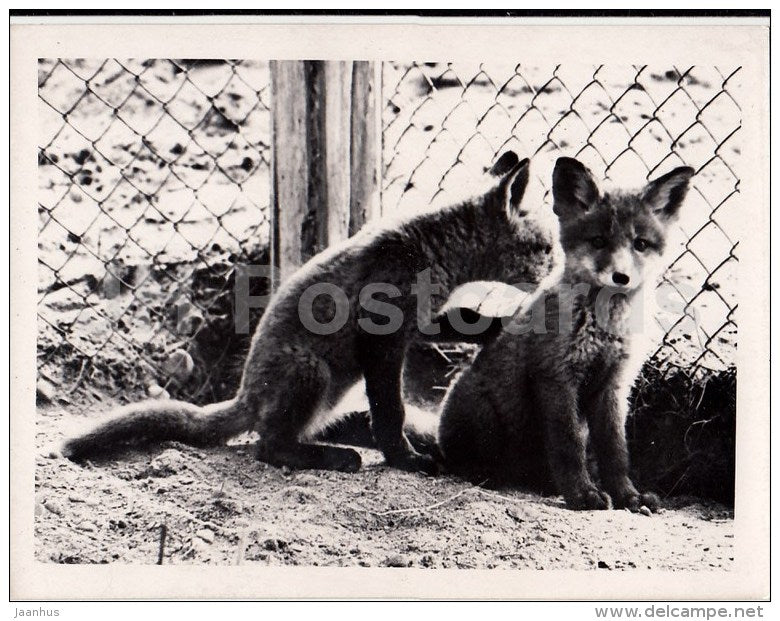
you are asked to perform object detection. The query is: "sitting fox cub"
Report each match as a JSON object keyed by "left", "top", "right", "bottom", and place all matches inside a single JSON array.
[
  {"left": 62, "top": 152, "right": 555, "bottom": 474},
  {"left": 438, "top": 157, "right": 694, "bottom": 510}
]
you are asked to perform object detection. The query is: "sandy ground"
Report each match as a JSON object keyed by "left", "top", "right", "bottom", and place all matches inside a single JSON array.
[{"left": 35, "top": 403, "right": 733, "bottom": 569}]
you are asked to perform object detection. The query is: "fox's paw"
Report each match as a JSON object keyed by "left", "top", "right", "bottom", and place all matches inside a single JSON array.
[
  {"left": 640, "top": 492, "right": 661, "bottom": 512},
  {"left": 613, "top": 488, "right": 661, "bottom": 513},
  {"left": 385, "top": 449, "right": 441, "bottom": 476},
  {"left": 325, "top": 447, "right": 363, "bottom": 473},
  {"left": 256, "top": 442, "right": 362, "bottom": 473},
  {"left": 624, "top": 491, "right": 661, "bottom": 514},
  {"left": 566, "top": 486, "right": 613, "bottom": 511}
]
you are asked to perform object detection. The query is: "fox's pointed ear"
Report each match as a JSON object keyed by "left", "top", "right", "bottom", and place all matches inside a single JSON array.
[
  {"left": 487, "top": 150, "right": 520, "bottom": 177},
  {"left": 552, "top": 157, "right": 599, "bottom": 218},
  {"left": 498, "top": 157, "right": 530, "bottom": 216},
  {"left": 643, "top": 166, "right": 695, "bottom": 221}
]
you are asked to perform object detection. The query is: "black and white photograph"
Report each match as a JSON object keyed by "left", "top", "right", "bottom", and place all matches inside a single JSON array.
[{"left": 10, "top": 11, "right": 770, "bottom": 602}]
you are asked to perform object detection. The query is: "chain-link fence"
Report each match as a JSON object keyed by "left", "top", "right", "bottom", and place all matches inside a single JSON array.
[
  {"left": 37, "top": 59, "right": 739, "bottom": 409},
  {"left": 383, "top": 62, "right": 740, "bottom": 378},
  {"left": 37, "top": 59, "right": 271, "bottom": 404}
]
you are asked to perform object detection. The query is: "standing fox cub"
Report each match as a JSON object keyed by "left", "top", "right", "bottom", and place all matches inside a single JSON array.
[
  {"left": 62, "top": 152, "right": 555, "bottom": 474},
  {"left": 438, "top": 157, "right": 694, "bottom": 510}
]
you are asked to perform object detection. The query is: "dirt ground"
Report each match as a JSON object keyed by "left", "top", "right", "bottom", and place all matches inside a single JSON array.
[{"left": 35, "top": 402, "right": 733, "bottom": 569}]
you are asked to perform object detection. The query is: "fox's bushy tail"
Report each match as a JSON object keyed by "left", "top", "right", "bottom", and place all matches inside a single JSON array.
[{"left": 61, "top": 398, "right": 250, "bottom": 461}]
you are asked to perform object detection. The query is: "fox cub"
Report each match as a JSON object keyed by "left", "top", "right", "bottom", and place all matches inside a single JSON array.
[
  {"left": 438, "top": 157, "right": 694, "bottom": 510},
  {"left": 62, "top": 152, "right": 555, "bottom": 475}
]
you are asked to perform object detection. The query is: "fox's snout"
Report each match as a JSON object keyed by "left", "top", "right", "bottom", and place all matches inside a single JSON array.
[
  {"left": 600, "top": 247, "right": 641, "bottom": 290},
  {"left": 611, "top": 272, "right": 630, "bottom": 286}
]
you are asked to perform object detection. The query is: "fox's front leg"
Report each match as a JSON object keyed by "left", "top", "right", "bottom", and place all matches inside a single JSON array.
[
  {"left": 358, "top": 335, "right": 438, "bottom": 475},
  {"left": 586, "top": 380, "right": 660, "bottom": 512},
  {"left": 535, "top": 379, "right": 612, "bottom": 510}
]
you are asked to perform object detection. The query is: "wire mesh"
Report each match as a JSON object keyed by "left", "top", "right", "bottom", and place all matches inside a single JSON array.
[
  {"left": 37, "top": 58, "right": 271, "bottom": 403},
  {"left": 36, "top": 59, "right": 740, "bottom": 406},
  {"left": 382, "top": 62, "right": 740, "bottom": 377}
]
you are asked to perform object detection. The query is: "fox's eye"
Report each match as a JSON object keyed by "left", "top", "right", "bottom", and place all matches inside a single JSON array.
[
  {"left": 590, "top": 236, "right": 607, "bottom": 249},
  {"left": 634, "top": 237, "right": 650, "bottom": 252}
]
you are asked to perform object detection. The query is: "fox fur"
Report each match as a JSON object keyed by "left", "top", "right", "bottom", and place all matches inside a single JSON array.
[
  {"left": 316, "top": 157, "right": 694, "bottom": 511},
  {"left": 438, "top": 157, "right": 695, "bottom": 510},
  {"left": 62, "top": 152, "right": 555, "bottom": 474}
]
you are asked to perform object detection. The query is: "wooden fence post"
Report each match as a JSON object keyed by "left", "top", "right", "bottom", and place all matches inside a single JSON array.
[
  {"left": 349, "top": 61, "right": 382, "bottom": 235},
  {"left": 270, "top": 60, "right": 381, "bottom": 286}
]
